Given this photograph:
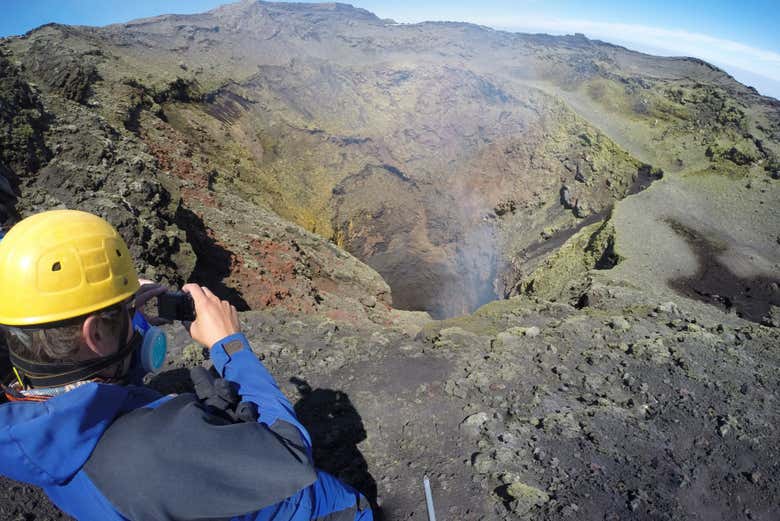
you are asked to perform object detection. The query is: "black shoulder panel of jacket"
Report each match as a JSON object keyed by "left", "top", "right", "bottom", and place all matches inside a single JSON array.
[{"left": 83, "top": 394, "right": 316, "bottom": 521}]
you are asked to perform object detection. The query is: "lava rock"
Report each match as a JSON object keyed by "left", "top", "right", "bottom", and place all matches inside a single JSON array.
[
  {"left": 471, "top": 452, "right": 495, "bottom": 474},
  {"left": 525, "top": 326, "right": 541, "bottom": 338},
  {"left": 560, "top": 185, "right": 574, "bottom": 209},
  {"left": 359, "top": 295, "right": 377, "bottom": 308},
  {"left": 182, "top": 343, "right": 207, "bottom": 364},
  {"left": 761, "top": 305, "right": 779, "bottom": 328},
  {"left": 608, "top": 316, "right": 631, "bottom": 331},
  {"left": 573, "top": 198, "right": 591, "bottom": 218},
  {"left": 575, "top": 165, "right": 587, "bottom": 183},
  {"left": 656, "top": 301, "right": 682, "bottom": 316},
  {"left": 717, "top": 415, "right": 738, "bottom": 437},
  {"left": 461, "top": 412, "right": 490, "bottom": 432},
  {"left": 505, "top": 482, "right": 550, "bottom": 515}
]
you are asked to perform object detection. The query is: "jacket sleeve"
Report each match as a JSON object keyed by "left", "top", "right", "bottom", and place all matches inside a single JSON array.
[{"left": 209, "top": 333, "right": 312, "bottom": 451}]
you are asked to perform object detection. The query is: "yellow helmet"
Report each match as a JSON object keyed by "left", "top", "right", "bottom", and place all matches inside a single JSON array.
[{"left": 0, "top": 210, "right": 140, "bottom": 326}]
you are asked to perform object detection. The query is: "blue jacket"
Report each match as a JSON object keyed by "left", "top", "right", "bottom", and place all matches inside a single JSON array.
[{"left": 0, "top": 333, "right": 372, "bottom": 521}]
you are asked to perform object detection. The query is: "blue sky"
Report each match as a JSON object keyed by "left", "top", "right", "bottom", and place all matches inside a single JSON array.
[{"left": 2, "top": 0, "right": 779, "bottom": 98}]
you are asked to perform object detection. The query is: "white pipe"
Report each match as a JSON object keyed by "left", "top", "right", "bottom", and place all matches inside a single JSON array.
[{"left": 423, "top": 475, "right": 437, "bottom": 521}]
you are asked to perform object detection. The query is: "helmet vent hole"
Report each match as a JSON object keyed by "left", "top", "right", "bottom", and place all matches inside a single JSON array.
[
  {"left": 51, "top": 262, "right": 62, "bottom": 272},
  {"left": 116, "top": 249, "right": 122, "bottom": 257}
]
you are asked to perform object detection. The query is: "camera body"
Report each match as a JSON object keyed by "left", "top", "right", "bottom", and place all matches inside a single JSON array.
[{"left": 157, "top": 291, "right": 196, "bottom": 322}]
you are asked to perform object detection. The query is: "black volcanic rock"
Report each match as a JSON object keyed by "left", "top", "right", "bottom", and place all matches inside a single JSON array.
[{"left": 0, "top": 56, "right": 50, "bottom": 181}]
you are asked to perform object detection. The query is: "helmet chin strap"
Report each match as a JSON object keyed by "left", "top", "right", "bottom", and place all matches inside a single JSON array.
[
  {"left": 104, "top": 312, "right": 131, "bottom": 384},
  {"left": 9, "top": 315, "right": 140, "bottom": 388}
]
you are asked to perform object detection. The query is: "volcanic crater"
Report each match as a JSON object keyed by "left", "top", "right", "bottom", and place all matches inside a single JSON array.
[{"left": 1, "top": 1, "right": 779, "bottom": 520}]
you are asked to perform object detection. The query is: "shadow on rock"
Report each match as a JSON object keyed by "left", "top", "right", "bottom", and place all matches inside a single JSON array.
[
  {"left": 0, "top": 165, "right": 20, "bottom": 230},
  {"left": 175, "top": 205, "right": 250, "bottom": 311},
  {"left": 0, "top": 475, "right": 73, "bottom": 520},
  {"left": 290, "top": 377, "right": 380, "bottom": 515}
]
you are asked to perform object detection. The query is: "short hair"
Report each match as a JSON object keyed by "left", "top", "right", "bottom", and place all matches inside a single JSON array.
[{"left": 3, "top": 305, "right": 127, "bottom": 364}]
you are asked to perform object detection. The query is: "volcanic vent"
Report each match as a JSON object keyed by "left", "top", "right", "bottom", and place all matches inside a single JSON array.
[{"left": 330, "top": 164, "right": 500, "bottom": 319}]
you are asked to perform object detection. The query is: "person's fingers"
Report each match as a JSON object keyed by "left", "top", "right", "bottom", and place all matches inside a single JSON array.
[
  {"left": 182, "top": 283, "right": 206, "bottom": 304},
  {"left": 138, "top": 278, "right": 154, "bottom": 286},
  {"left": 201, "top": 286, "right": 219, "bottom": 302},
  {"left": 181, "top": 283, "right": 240, "bottom": 347}
]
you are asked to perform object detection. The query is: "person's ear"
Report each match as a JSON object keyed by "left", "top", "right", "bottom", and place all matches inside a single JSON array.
[{"left": 82, "top": 315, "right": 113, "bottom": 357}]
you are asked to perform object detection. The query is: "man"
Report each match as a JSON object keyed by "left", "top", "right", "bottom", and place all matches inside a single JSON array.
[{"left": 0, "top": 209, "right": 372, "bottom": 521}]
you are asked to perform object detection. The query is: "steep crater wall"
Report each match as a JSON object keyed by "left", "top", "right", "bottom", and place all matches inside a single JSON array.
[{"left": 154, "top": 70, "right": 654, "bottom": 319}]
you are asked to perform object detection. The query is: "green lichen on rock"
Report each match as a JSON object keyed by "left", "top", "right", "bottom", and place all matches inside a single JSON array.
[
  {"left": 517, "top": 217, "right": 621, "bottom": 301},
  {"left": 181, "top": 343, "right": 207, "bottom": 365},
  {"left": 706, "top": 140, "right": 761, "bottom": 167},
  {"left": 505, "top": 481, "right": 550, "bottom": 515}
]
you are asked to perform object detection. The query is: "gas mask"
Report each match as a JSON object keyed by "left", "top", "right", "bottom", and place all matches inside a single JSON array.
[{"left": 131, "top": 312, "right": 168, "bottom": 373}]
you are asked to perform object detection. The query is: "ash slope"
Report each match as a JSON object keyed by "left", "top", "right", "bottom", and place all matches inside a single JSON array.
[{"left": 0, "top": 1, "right": 778, "bottom": 520}]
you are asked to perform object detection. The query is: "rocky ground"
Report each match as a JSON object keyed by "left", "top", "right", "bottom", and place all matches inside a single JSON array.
[
  {"left": 0, "top": 1, "right": 779, "bottom": 520},
  {"left": 7, "top": 272, "right": 778, "bottom": 520}
]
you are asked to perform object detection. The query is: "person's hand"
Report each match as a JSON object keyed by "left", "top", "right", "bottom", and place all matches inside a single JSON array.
[
  {"left": 135, "top": 279, "right": 169, "bottom": 326},
  {"left": 182, "top": 283, "right": 240, "bottom": 348}
]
